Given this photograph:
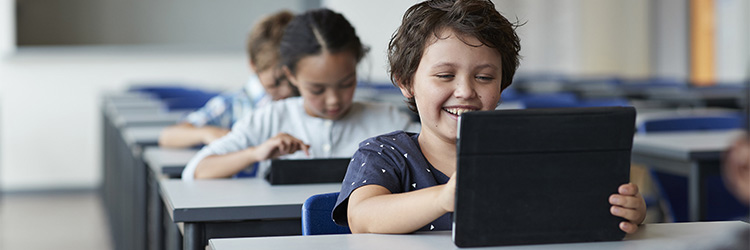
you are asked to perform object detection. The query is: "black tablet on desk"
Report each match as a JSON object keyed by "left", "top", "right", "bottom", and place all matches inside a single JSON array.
[
  {"left": 453, "top": 107, "right": 636, "bottom": 247},
  {"left": 265, "top": 158, "right": 351, "bottom": 185}
]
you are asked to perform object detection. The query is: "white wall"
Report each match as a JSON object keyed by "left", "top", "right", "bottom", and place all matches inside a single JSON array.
[
  {"left": 716, "top": 0, "right": 749, "bottom": 83},
  {"left": 651, "top": 0, "right": 689, "bottom": 82},
  {"left": 0, "top": 50, "right": 248, "bottom": 190},
  {"left": 0, "top": 0, "right": 11, "bottom": 55},
  {"left": 322, "top": 0, "right": 421, "bottom": 83}
]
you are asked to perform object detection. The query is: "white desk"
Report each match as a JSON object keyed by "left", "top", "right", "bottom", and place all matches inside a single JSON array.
[
  {"left": 631, "top": 130, "right": 742, "bottom": 221},
  {"left": 122, "top": 125, "right": 167, "bottom": 147},
  {"left": 209, "top": 221, "right": 749, "bottom": 250},
  {"left": 143, "top": 147, "right": 198, "bottom": 178},
  {"left": 142, "top": 147, "right": 199, "bottom": 250},
  {"left": 113, "top": 111, "right": 184, "bottom": 128},
  {"left": 160, "top": 178, "right": 341, "bottom": 250}
]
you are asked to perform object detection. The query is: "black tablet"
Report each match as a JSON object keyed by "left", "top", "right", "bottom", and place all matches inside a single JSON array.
[
  {"left": 265, "top": 158, "right": 351, "bottom": 185},
  {"left": 453, "top": 107, "right": 636, "bottom": 247}
]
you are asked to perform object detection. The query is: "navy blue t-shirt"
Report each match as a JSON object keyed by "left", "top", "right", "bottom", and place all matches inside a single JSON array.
[{"left": 332, "top": 130, "right": 452, "bottom": 231}]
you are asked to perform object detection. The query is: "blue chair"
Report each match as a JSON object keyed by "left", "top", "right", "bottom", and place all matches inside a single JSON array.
[
  {"left": 160, "top": 90, "right": 220, "bottom": 111},
  {"left": 233, "top": 163, "right": 259, "bottom": 178},
  {"left": 518, "top": 92, "right": 578, "bottom": 109},
  {"left": 129, "top": 85, "right": 220, "bottom": 111},
  {"left": 302, "top": 192, "right": 351, "bottom": 235},
  {"left": 638, "top": 113, "right": 748, "bottom": 222},
  {"left": 129, "top": 85, "right": 197, "bottom": 99},
  {"left": 570, "top": 98, "right": 630, "bottom": 108},
  {"left": 637, "top": 115, "right": 743, "bottom": 134}
]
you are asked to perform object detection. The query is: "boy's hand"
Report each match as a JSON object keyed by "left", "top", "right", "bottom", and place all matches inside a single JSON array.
[
  {"left": 438, "top": 173, "right": 456, "bottom": 213},
  {"left": 609, "top": 183, "right": 646, "bottom": 234},
  {"left": 201, "top": 127, "right": 230, "bottom": 144},
  {"left": 255, "top": 133, "right": 310, "bottom": 160}
]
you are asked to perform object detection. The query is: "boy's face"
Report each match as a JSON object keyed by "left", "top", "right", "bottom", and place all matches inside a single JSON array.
[
  {"left": 257, "top": 67, "right": 296, "bottom": 101},
  {"left": 404, "top": 29, "right": 503, "bottom": 143},
  {"left": 285, "top": 51, "right": 357, "bottom": 120}
]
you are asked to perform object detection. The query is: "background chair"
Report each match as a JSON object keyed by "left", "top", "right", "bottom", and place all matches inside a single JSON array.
[
  {"left": 518, "top": 92, "right": 578, "bottom": 109},
  {"left": 637, "top": 113, "right": 748, "bottom": 222},
  {"left": 129, "top": 85, "right": 220, "bottom": 111},
  {"left": 302, "top": 192, "right": 351, "bottom": 235}
]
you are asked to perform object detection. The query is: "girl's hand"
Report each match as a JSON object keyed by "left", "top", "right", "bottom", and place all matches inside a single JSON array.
[
  {"left": 609, "top": 183, "right": 647, "bottom": 234},
  {"left": 438, "top": 173, "right": 457, "bottom": 212},
  {"left": 254, "top": 133, "right": 310, "bottom": 160}
]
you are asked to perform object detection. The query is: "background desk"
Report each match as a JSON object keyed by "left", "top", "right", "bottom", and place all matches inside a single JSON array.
[
  {"left": 209, "top": 221, "right": 749, "bottom": 250},
  {"left": 102, "top": 93, "right": 175, "bottom": 250},
  {"left": 631, "top": 130, "right": 741, "bottom": 221},
  {"left": 144, "top": 147, "right": 198, "bottom": 178},
  {"left": 143, "top": 147, "right": 199, "bottom": 250},
  {"left": 160, "top": 178, "right": 341, "bottom": 250},
  {"left": 114, "top": 111, "right": 185, "bottom": 128}
]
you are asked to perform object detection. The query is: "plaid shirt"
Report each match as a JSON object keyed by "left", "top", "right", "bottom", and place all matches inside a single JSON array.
[{"left": 182, "top": 76, "right": 270, "bottom": 129}]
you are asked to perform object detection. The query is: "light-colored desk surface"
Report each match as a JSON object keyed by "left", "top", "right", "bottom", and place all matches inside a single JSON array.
[
  {"left": 160, "top": 178, "right": 341, "bottom": 222},
  {"left": 209, "top": 221, "right": 749, "bottom": 250},
  {"left": 143, "top": 146, "right": 198, "bottom": 176},
  {"left": 632, "top": 130, "right": 741, "bottom": 161},
  {"left": 121, "top": 126, "right": 166, "bottom": 146},
  {"left": 113, "top": 111, "right": 185, "bottom": 128}
]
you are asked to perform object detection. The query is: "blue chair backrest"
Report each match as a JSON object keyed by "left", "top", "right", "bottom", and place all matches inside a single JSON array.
[
  {"left": 233, "top": 163, "right": 259, "bottom": 178},
  {"left": 129, "top": 85, "right": 220, "bottom": 110},
  {"left": 161, "top": 90, "right": 220, "bottom": 111},
  {"left": 519, "top": 92, "right": 578, "bottom": 109},
  {"left": 302, "top": 192, "right": 351, "bottom": 235},
  {"left": 569, "top": 98, "right": 630, "bottom": 108},
  {"left": 638, "top": 114, "right": 748, "bottom": 222},
  {"left": 637, "top": 115, "right": 744, "bottom": 134}
]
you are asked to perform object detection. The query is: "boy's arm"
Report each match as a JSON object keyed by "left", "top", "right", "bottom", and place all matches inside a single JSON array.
[
  {"left": 158, "top": 123, "right": 230, "bottom": 148},
  {"left": 193, "top": 132, "right": 310, "bottom": 179},
  {"left": 347, "top": 174, "right": 455, "bottom": 234}
]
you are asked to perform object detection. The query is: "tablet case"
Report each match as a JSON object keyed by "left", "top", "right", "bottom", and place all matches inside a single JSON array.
[
  {"left": 265, "top": 158, "right": 351, "bottom": 185},
  {"left": 453, "top": 107, "right": 635, "bottom": 247}
]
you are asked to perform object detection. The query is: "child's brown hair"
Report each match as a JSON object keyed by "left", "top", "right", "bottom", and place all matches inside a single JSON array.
[
  {"left": 247, "top": 10, "right": 294, "bottom": 73},
  {"left": 388, "top": 0, "right": 521, "bottom": 113}
]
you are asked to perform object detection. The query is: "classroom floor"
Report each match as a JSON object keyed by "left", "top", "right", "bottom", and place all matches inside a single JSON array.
[{"left": 0, "top": 190, "right": 112, "bottom": 250}]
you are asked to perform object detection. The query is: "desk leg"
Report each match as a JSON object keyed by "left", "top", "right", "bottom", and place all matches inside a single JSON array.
[
  {"left": 689, "top": 162, "right": 707, "bottom": 221},
  {"left": 183, "top": 223, "right": 205, "bottom": 250},
  {"left": 164, "top": 206, "right": 182, "bottom": 250},
  {"left": 148, "top": 171, "right": 164, "bottom": 250}
]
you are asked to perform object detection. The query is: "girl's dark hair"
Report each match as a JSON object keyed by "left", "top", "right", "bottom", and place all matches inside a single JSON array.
[
  {"left": 280, "top": 8, "right": 368, "bottom": 74},
  {"left": 388, "top": 0, "right": 521, "bottom": 113}
]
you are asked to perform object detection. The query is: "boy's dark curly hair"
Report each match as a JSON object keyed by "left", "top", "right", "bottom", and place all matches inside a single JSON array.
[{"left": 388, "top": 0, "right": 521, "bottom": 113}]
